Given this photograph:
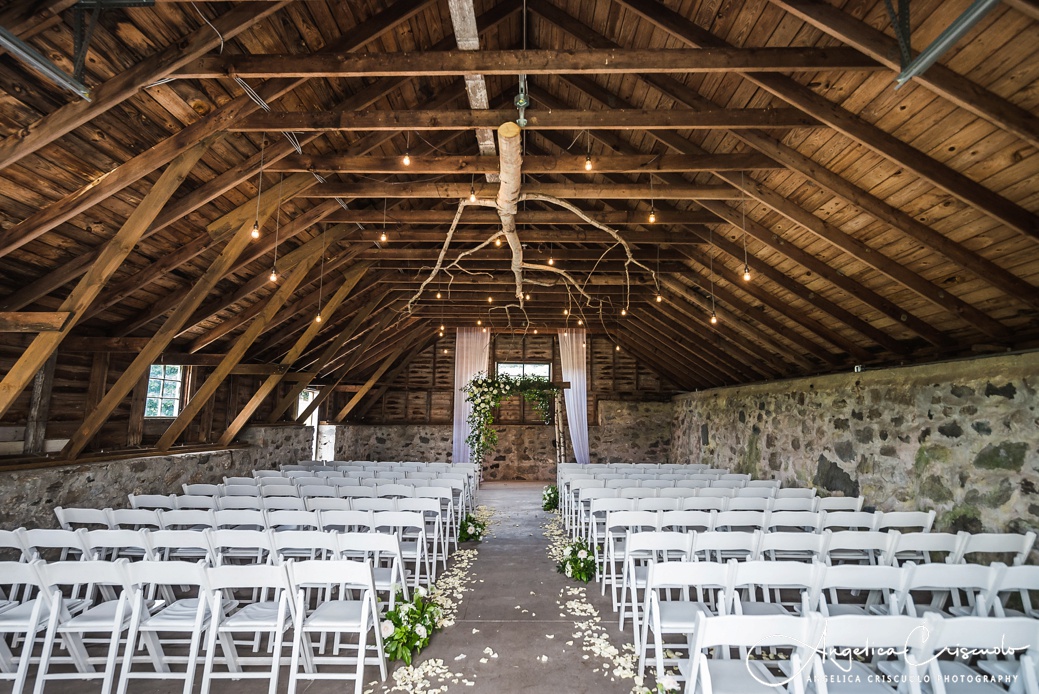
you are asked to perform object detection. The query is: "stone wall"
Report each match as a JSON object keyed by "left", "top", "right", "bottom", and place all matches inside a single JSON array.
[
  {"left": 324, "top": 400, "right": 673, "bottom": 481},
  {"left": 0, "top": 425, "right": 313, "bottom": 530},
  {"left": 670, "top": 352, "right": 1039, "bottom": 534}
]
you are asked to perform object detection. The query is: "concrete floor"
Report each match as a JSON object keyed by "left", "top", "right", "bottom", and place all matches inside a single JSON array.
[{"left": 35, "top": 482, "right": 649, "bottom": 694}]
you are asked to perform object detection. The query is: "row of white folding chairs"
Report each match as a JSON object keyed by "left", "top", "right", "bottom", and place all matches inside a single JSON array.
[
  {"left": 287, "top": 461, "right": 480, "bottom": 488},
  {"left": 48, "top": 508, "right": 444, "bottom": 578},
  {"left": 626, "top": 554, "right": 1039, "bottom": 682},
  {"left": 597, "top": 525, "right": 1037, "bottom": 600},
  {"left": 559, "top": 462, "right": 721, "bottom": 470},
  {"left": 0, "top": 558, "right": 386, "bottom": 694},
  {"left": 675, "top": 612, "right": 1039, "bottom": 694},
  {"left": 587, "top": 506, "right": 936, "bottom": 542},
  {"left": 570, "top": 489, "right": 858, "bottom": 537}
]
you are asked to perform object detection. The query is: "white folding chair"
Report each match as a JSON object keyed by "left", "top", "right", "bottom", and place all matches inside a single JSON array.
[
  {"left": 118, "top": 561, "right": 211, "bottom": 694},
  {"left": 735, "top": 487, "right": 775, "bottom": 498},
  {"left": 984, "top": 565, "right": 1039, "bottom": 618},
  {"left": 727, "top": 497, "right": 770, "bottom": 512},
  {"left": 208, "top": 529, "right": 273, "bottom": 566},
  {"left": 32, "top": 560, "right": 133, "bottom": 694},
  {"left": 271, "top": 530, "right": 339, "bottom": 563},
  {"left": 766, "top": 511, "right": 823, "bottom": 533},
  {"left": 814, "top": 495, "right": 862, "bottom": 511},
  {"left": 173, "top": 495, "right": 218, "bottom": 511},
  {"left": 106, "top": 509, "right": 162, "bottom": 532},
  {"left": 682, "top": 497, "right": 726, "bottom": 512},
  {"left": 54, "top": 507, "right": 112, "bottom": 531},
  {"left": 265, "top": 510, "right": 320, "bottom": 533},
  {"left": 336, "top": 533, "right": 410, "bottom": 610},
  {"left": 261, "top": 497, "right": 305, "bottom": 511},
  {"left": 758, "top": 532, "right": 829, "bottom": 562},
  {"left": 884, "top": 531, "right": 962, "bottom": 566},
  {"left": 318, "top": 510, "right": 375, "bottom": 534},
  {"left": 810, "top": 563, "right": 906, "bottom": 617},
  {"left": 82, "top": 529, "right": 154, "bottom": 562},
  {"left": 820, "top": 510, "right": 878, "bottom": 532},
  {"left": 219, "top": 498, "right": 264, "bottom": 514},
  {"left": 771, "top": 497, "right": 816, "bottom": 512},
  {"left": 261, "top": 486, "right": 300, "bottom": 498},
  {"left": 730, "top": 560, "right": 819, "bottom": 616},
  {"left": 222, "top": 485, "right": 261, "bottom": 498},
  {"left": 714, "top": 510, "right": 767, "bottom": 532},
  {"left": 900, "top": 562, "right": 1000, "bottom": 617},
  {"left": 286, "top": 560, "right": 387, "bottom": 694},
  {"left": 182, "top": 484, "right": 221, "bottom": 496},
  {"left": 618, "top": 531, "right": 694, "bottom": 649},
  {"left": 809, "top": 614, "right": 928, "bottom": 694},
  {"left": 18, "top": 528, "right": 88, "bottom": 563},
  {"left": 146, "top": 529, "right": 213, "bottom": 564},
  {"left": 375, "top": 484, "right": 415, "bottom": 499},
  {"left": 957, "top": 531, "right": 1036, "bottom": 566},
  {"left": 874, "top": 510, "right": 935, "bottom": 533},
  {"left": 775, "top": 488, "right": 817, "bottom": 500},
  {"left": 0, "top": 561, "right": 49, "bottom": 694},
  {"left": 640, "top": 560, "right": 734, "bottom": 678},
  {"left": 128, "top": 494, "right": 176, "bottom": 511},
  {"left": 212, "top": 509, "right": 266, "bottom": 532},
  {"left": 692, "top": 531, "right": 761, "bottom": 563},
  {"left": 335, "top": 486, "right": 376, "bottom": 499},
  {"left": 825, "top": 530, "right": 896, "bottom": 566},
  {"left": 372, "top": 512, "right": 430, "bottom": 588},
  {"left": 397, "top": 497, "right": 447, "bottom": 578},
  {"left": 601, "top": 510, "right": 659, "bottom": 604},
  {"left": 698, "top": 487, "right": 736, "bottom": 499},
  {"left": 305, "top": 497, "right": 352, "bottom": 512},
  {"left": 200, "top": 563, "right": 292, "bottom": 694},
  {"left": 224, "top": 477, "right": 257, "bottom": 487},
  {"left": 351, "top": 498, "right": 397, "bottom": 512},
  {"left": 297, "top": 485, "right": 337, "bottom": 499},
  {"left": 682, "top": 612, "right": 818, "bottom": 694}
]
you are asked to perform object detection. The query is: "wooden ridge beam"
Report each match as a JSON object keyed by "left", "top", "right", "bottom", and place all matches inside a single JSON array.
[
  {"left": 0, "top": 312, "right": 70, "bottom": 332},
  {"left": 0, "top": 138, "right": 213, "bottom": 420},
  {"left": 0, "top": 1, "right": 288, "bottom": 170},
  {"left": 217, "top": 263, "right": 371, "bottom": 446},
  {"left": 176, "top": 46, "right": 882, "bottom": 78},
  {"left": 301, "top": 182, "right": 740, "bottom": 200},
  {"left": 268, "top": 153, "right": 781, "bottom": 174},
  {"left": 355, "top": 228, "right": 708, "bottom": 245},
  {"left": 325, "top": 208, "right": 719, "bottom": 226},
  {"left": 60, "top": 178, "right": 283, "bottom": 460},
  {"left": 234, "top": 108, "right": 820, "bottom": 131},
  {"left": 613, "top": 0, "right": 1039, "bottom": 241},
  {"left": 768, "top": 0, "right": 1039, "bottom": 151}
]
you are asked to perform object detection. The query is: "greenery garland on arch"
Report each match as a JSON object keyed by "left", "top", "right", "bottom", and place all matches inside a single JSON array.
[{"left": 463, "top": 372, "right": 559, "bottom": 463}]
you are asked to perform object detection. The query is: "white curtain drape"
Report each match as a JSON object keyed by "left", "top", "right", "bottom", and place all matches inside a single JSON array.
[
  {"left": 557, "top": 328, "right": 590, "bottom": 465},
  {"left": 452, "top": 327, "right": 491, "bottom": 464}
]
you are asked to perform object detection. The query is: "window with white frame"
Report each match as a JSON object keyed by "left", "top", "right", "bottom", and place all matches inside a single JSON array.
[
  {"left": 495, "top": 362, "right": 551, "bottom": 380},
  {"left": 145, "top": 364, "right": 183, "bottom": 418}
]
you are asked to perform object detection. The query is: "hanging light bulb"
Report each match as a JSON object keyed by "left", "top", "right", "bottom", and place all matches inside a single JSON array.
[
  {"left": 380, "top": 231, "right": 388, "bottom": 243},
  {"left": 577, "top": 319, "right": 583, "bottom": 326},
  {"left": 548, "top": 257, "right": 555, "bottom": 266},
  {"left": 710, "top": 311, "right": 718, "bottom": 325},
  {"left": 494, "top": 237, "right": 502, "bottom": 247},
  {"left": 402, "top": 131, "right": 411, "bottom": 166},
  {"left": 656, "top": 294, "right": 663, "bottom": 303},
  {"left": 439, "top": 331, "right": 444, "bottom": 337},
  {"left": 402, "top": 151, "right": 410, "bottom": 165},
  {"left": 533, "top": 329, "right": 538, "bottom": 334},
  {"left": 620, "top": 308, "right": 627, "bottom": 316},
  {"left": 563, "top": 308, "right": 569, "bottom": 316},
  {"left": 743, "top": 265, "right": 752, "bottom": 282},
  {"left": 615, "top": 344, "right": 621, "bottom": 352},
  {"left": 487, "top": 296, "right": 493, "bottom": 303},
  {"left": 525, "top": 293, "right": 531, "bottom": 301},
  {"left": 469, "top": 185, "right": 476, "bottom": 203},
  {"left": 251, "top": 137, "right": 265, "bottom": 241},
  {"left": 439, "top": 324, "right": 445, "bottom": 332},
  {"left": 584, "top": 154, "right": 592, "bottom": 171},
  {"left": 269, "top": 267, "right": 278, "bottom": 282},
  {"left": 251, "top": 220, "right": 260, "bottom": 239},
  {"left": 477, "top": 319, "right": 482, "bottom": 325},
  {"left": 443, "top": 348, "right": 449, "bottom": 354},
  {"left": 648, "top": 209, "right": 656, "bottom": 224},
  {"left": 315, "top": 312, "right": 322, "bottom": 323},
  {"left": 436, "top": 291, "right": 442, "bottom": 299},
  {"left": 482, "top": 327, "right": 487, "bottom": 333}
]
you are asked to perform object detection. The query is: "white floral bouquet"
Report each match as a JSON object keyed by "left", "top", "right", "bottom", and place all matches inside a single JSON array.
[
  {"left": 457, "top": 512, "right": 486, "bottom": 542},
  {"left": 381, "top": 586, "right": 441, "bottom": 665},
  {"left": 542, "top": 484, "right": 559, "bottom": 511},
  {"left": 556, "top": 537, "right": 596, "bottom": 583}
]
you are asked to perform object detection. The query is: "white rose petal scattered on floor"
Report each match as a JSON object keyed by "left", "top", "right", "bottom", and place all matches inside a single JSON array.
[
  {"left": 479, "top": 658, "right": 488, "bottom": 664},
  {"left": 546, "top": 634, "right": 554, "bottom": 639},
  {"left": 454, "top": 654, "right": 466, "bottom": 661}
]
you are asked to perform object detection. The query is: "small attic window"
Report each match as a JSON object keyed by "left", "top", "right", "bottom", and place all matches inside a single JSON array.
[
  {"left": 496, "top": 362, "right": 551, "bottom": 380},
  {"left": 145, "top": 364, "right": 183, "bottom": 418}
]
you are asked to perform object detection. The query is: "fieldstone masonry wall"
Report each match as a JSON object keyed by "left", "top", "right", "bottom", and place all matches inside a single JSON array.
[
  {"left": 670, "top": 352, "right": 1039, "bottom": 534},
  {"left": 0, "top": 425, "right": 313, "bottom": 530},
  {"left": 326, "top": 400, "right": 673, "bottom": 481}
]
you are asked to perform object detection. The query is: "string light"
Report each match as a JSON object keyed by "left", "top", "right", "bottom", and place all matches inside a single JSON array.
[
  {"left": 548, "top": 257, "right": 555, "bottom": 266},
  {"left": 741, "top": 171, "right": 751, "bottom": 282},
  {"left": 584, "top": 154, "right": 592, "bottom": 171},
  {"left": 648, "top": 207, "right": 656, "bottom": 224},
  {"left": 709, "top": 227, "right": 718, "bottom": 326},
  {"left": 269, "top": 172, "right": 283, "bottom": 283},
  {"left": 315, "top": 230, "right": 325, "bottom": 324},
  {"left": 477, "top": 320, "right": 482, "bottom": 325},
  {"left": 525, "top": 293, "right": 531, "bottom": 301},
  {"left": 269, "top": 268, "right": 278, "bottom": 282},
  {"left": 656, "top": 294, "right": 663, "bottom": 303},
  {"left": 710, "top": 311, "right": 718, "bottom": 325},
  {"left": 380, "top": 198, "right": 388, "bottom": 243},
  {"left": 436, "top": 291, "right": 442, "bottom": 299},
  {"left": 577, "top": 319, "right": 583, "bottom": 326},
  {"left": 402, "top": 131, "right": 411, "bottom": 166},
  {"left": 563, "top": 308, "right": 569, "bottom": 316},
  {"left": 380, "top": 231, "right": 388, "bottom": 243},
  {"left": 648, "top": 176, "right": 655, "bottom": 223},
  {"left": 584, "top": 130, "right": 592, "bottom": 170},
  {"left": 251, "top": 136, "right": 265, "bottom": 239},
  {"left": 620, "top": 308, "right": 627, "bottom": 316},
  {"left": 533, "top": 329, "right": 538, "bottom": 334},
  {"left": 615, "top": 344, "right": 621, "bottom": 352},
  {"left": 469, "top": 175, "right": 476, "bottom": 203},
  {"left": 495, "top": 237, "right": 502, "bottom": 247}
]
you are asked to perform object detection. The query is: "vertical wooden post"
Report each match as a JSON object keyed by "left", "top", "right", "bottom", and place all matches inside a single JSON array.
[
  {"left": 23, "top": 354, "right": 57, "bottom": 455},
  {"left": 126, "top": 372, "right": 148, "bottom": 447},
  {"left": 84, "top": 352, "right": 110, "bottom": 452}
]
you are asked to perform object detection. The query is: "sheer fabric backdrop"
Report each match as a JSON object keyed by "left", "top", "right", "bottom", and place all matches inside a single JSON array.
[
  {"left": 558, "top": 328, "right": 590, "bottom": 465},
  {"left": 452, "top": 327, "right": 491, "bottom": 464}
]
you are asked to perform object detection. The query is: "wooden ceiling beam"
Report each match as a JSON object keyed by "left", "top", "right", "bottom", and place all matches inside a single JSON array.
[
  {"left": 531, "top": 0, "right": 1039, "bottom": 312},
  {"left": 629, "top": 310, "right": 761, "bottom": 383},
  {"left": 768, "top": 0, "right": 1039, "bottom": 151},
  {"left": 268, "top": 153, "right": 780, "bottom": 174},
  {"left": 614, "top": 0, "right": 1039, "bottom": 241},
  {"left": 300, "top": 182, "right": 740, "bottom": 200},
  {"left": 337, "top": 320, "right": 430, "bottom": 380},
  {"left": 326, "top": 208, "right": 719, "bottom": 226},
  {"left": 234, "top": 108, "right": 820, "bottom": 131},
  {"left": 611, "top": 330, "right": 702, "bottom": 391},
  {"left": 0, "top": 312, "right": 70, "bottom": 333},
  {"left": 177, "top": 46, "right": 882, "bottom": 79},
  {"left": 0, "top": 1, "right": 289, "bottom": 170},
  {"left": 333, "top": 341, "right": 411, "bottom": 423},
  {"left": 353, "top": 334, "right": 438, "bottom": 419},
  {"left": 357, "top": 227, "right": 707, "bottom": 245}
]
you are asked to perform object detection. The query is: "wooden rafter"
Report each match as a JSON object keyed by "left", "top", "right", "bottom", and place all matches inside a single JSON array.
[{"left": 300, "top": 182, "right": 740, "bottom": 199}]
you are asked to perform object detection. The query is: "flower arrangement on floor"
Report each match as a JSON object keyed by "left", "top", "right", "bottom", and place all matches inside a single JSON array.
[
  {"left": 381, "top": 586, "right": 442, "bottom": 666},
  {"left": 556, "top": 537, "right": 597, "bottom": 583},
  {"left": 458, "top": 513, "right": 486, "bottom": 542},
  {"left": 542, "top": 484, "right": 559, "bottom": 511},
  {"left": 654, "top": 674, "right": 681, "bottom": 693},
  {"left": 463, "top": 372, "right": 559, "bottom": 463}
]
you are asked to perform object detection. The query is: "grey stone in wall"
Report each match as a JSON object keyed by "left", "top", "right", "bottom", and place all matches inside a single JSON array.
[
  {"left": 670, "top": 352, "right": 1039, "bottom": 535},
  {"left": 0, "top": 425, "right": 314, "bottom": 530}
]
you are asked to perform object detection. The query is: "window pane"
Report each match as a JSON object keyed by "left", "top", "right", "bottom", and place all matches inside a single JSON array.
[
  {"left": 147, "top": 379, "right": 161, "bottom": 396},
  {"left": 159, "top": 399, "right": 176, "bottom": 417},
  {"left": 165, "top": 365, "right": 181, "bottom": 379},
  {"left": 145, "top": 399, "right": 159, "bottom": 417},
  {"left": 161, "top": 381, "right": 179, "bottom": 398},
  {"left": 526, "top": 363, "right": 550, "bottom": 379},
  {"left": 496, "top": 363, "right": 524, "bottom": 377},
  {"left": 149, "top": 365, "right": 163, "bottom": 378}
]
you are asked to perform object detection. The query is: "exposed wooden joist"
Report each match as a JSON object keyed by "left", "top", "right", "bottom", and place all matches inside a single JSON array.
[
  {"left": 0, "top": 312, "right": 70, "bottom": 332},
  {"left": 613, "top": 0, "right": 1039, "bottom": 241},
  {"left": 301, "top": 182, "right": 739, "bottom": 199},
  {"left": 333, "top": 342, "right": 410, "bottom": 422},
  {"left": 768, "top": 0, "right": 1039, "bottom": 151},
  {"left": 233, "top": 108, "right": 820, "bottom": 131},
  {"left": 0, "top": 1, "right": 288, "bottom": 170},
  {"left": 267, "top": 152, "right": 780, "bottom": 174},
  {"left": 176, "top": 46, "right": 882, "bottom": 78},
  {"left": 324, "top": 208, "right": 719, "bottom": 226}
]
